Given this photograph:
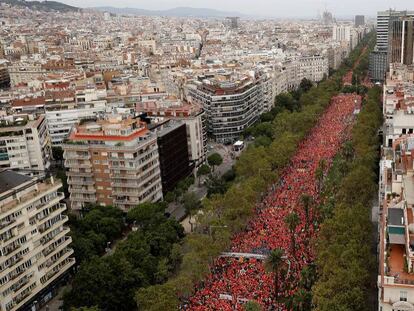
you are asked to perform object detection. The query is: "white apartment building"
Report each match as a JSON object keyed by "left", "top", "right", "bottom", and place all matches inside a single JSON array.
[
  {"left": 188, "top": 74, "right": 261, "bottom": 143},
  {"left": 0, "top": 115, "right": 51, "bottom": 173},
  {"left": 8, "top": 63, "right": 46, "bottom": 87},
  {"left": 299, "top": 55, "right": 329, "bottom": 83},
  {"left": 0, "top": 171, "right": 74, "bottom": 311},
  {"left": 45, "top": 101, "right": 107, "bottom": 145},
  {"left": 333, "top": 25, "right": 352, "bottom": 42}
]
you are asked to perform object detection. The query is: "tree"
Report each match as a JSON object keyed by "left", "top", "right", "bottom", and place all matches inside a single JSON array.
[
  {"left": 265, "top": 248, "right": 285, "bottom": 299},
  {"left": 205, "top": 174, "right": 228, "bottom": 197},
  {"left": 275, "top": 93, "right": 299, "bottom": 112},
  {"left": 244, "top": 300, "right": 262, "bottom": 311},
  {"left": 300, "top": 194, "right": 313, "bottom": 232},
  {"left": 299, "top": 78, "right": 313, "bottom": 93},
  {"left": 315, "top": 159, "right": 327, "bottom": 192},
  {"left": 71, "top": 307, "right": 100, "bottom": 311},
  {"left": 285, "top": 212, "right": 300, "bottom": 254},
  {"left": 207, "top": 153, "right": 223, "bottom": 171},
  {"left": 164, "top": 192, "right": 175, "bottom": 204},
  {"left": 181, "top": 192, "right": 201, "bottom": 231},
  {"left": 290, "top": 288, "right": 312, "bottom": 311},
  {"left": 197, "top": 164, "right": 211, "bottom": 185},
  {"left": 52, "top": 146, "right": 64, "bottom": 163},
  {"left": 127, "top": 202, "right": 164, "bottom": 229},
  {"left": 136, "top": 283, "right": 179, "bottom": 311}
]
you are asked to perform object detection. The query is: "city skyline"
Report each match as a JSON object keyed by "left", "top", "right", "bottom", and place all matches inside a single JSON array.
[{"left": 58, "top": 0, "right": 414, "bottom": 17}]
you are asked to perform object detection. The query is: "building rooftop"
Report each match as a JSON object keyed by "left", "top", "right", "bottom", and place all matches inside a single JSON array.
[
  {"left": 389, "top": 208, "right": 405, "bottom": 226},
  {"left": 0, "top": 170, "right": 32, "bottom": 194}
]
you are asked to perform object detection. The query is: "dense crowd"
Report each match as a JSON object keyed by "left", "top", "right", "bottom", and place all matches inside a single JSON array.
[{"left": 185, "top": 93, "right": 362, "bottom": 310}]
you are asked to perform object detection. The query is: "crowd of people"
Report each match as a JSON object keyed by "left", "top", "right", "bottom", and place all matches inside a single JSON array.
[{"left": 185, "top": 93, "right": 362, "bottom": 310}]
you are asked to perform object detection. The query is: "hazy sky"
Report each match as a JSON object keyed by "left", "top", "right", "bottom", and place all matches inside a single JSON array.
[{"left": 58, "top": 0, "right": 413, "bottom": 18}]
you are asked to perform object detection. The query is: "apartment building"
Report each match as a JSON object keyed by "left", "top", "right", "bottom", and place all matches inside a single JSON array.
[
  {"left": 0, "top": 60, "right": 9, "bottom": 89},
  {"left": 188, "top": 73, "right": 260, "bottom": 143},
  {"left": 388, "top": 16, "right": 414, "bottom": 65},
  {"left": 136, "top": 99, "right": 207, "bottom": 167},
  {"left": 151, "top": 120, "right": 192, "bottom": 193},
  {"left": 0, "top": 171, "right": 74, "bottom": 311},
  {"left": 383, "top": 64, "right": 414, "bottom": 147},
  {"left": 62, "top": 115, "right": 163, "bottom": 211},
  {"left": 8, "top": 63, "right": 46, "bottom": 87},
  {"left": 370, "top": 10, "right": 414, "bottom": 82},
  {"left": 378, "top": 136, "right": 414, "bottom": 311},
  {"left": 299, "top": 55, "right": 329, "bottom": 83},
  {"left": 0, "top": 115, "right": 51, "bottom": 173},
  {"left": 378, "top": 63, "right": 414, "bottom": 311},
  {"left": 45, "top": 100, "right": 107, "bottom": 145}
]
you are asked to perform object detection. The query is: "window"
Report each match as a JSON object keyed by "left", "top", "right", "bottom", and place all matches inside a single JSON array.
[{"left": 400, "top": 290, "right": 408, "bottom": 301}]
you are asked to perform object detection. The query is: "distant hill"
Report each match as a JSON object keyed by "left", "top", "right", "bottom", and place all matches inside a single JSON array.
[
  {"left": 94, "top": 6, "right": 243, "bottom": 18},
  {"left": 0, "top": 0, "right": 80, "bottom": 12}
]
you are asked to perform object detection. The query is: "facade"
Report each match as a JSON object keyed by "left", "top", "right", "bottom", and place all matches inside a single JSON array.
[
  {"left": 0, "top": 60, "right": 9, "bottom": 89},
  {"left": 378, "top": 64, "right": 414, "bottom": 311},
  {"left": 62, "top": 116, "right": 163, "bottom": 211},
  {"left": 369, "top": 48, "right": 389, "bottom": 82},
  {"left": 0, "top": 171, "right": 74, "bottom": 311},
  {"left": 45, "top": 101, "right": 107, "bottom": 146},
  {"left": 299, "top": 55, "right": 329, "bottom": 83},
  {"left": 8, "top": 63, "right": 46, "bottom": 87},
  {"left": 136, "top": 99, "right": 207, "bottom": 167},
  {"left": 152, "top": 121, "right": 192, "bottom": 193},
  {"left": 188, "top": 74, "right": 260, "bottom": 143},
  {"left": 0, "top": 115, "right": 52, "bottom": 173},
  {"left": 355, "top": 15, "right": 365, "bottom": 27},
  {"left": 333, "top": 25, "right": 352, "bottom": 42},
  {"left": 388, "top": 16, "right": 414, "bottom": 65},
  {"left": 370, "top": 10, "right": 414, "bottom": 82}
]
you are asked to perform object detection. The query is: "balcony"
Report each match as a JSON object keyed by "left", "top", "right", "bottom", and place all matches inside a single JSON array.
[
  {"left": 66, "top": 171, "right": 93, "bottom": 177},
  {"left": 40, "top": 226, "right": 70, "bottom": 246},
  {"left": 64, "top": 160, "right": 92, "bottom": 169},
  {"left": 110, "top": 173, "right": 138, "bottom": 179},
  {"left": 111, "top": 181, "right": 139, "bottom": 188},
  {"left": 45, "top": 248, "right": 74, "bottom": 269},
  {"left": 63, "top": 152, "right": 90, "bottom": 160},
  {"left": 38, "top": 215, "right": 68, "bottom": 235},
  {"left": 43, "top": 236, "right": 72, "bottom": 257},
  {"left": 0, "top": 218, "right": 16, "bottom": 230},
  {"left": 67, "top": 178, "right": 95, "bottom": 186},
  {"left": 114, "top": 198, "right": 140, "bottom": 206},
  {"left": 42, "top": 257, "right": 75, "bottom": 286},
  {"left": 69, "top": 187, "right": 96, "bottom": 194},
  {"left": 12, "top": 273, "right": 32, "bottom": 293},
  {"left": 62, "top": 143, "right": 89, "bottom": 151},
  {"left": 34, "top": 193, "right": 64, "bottom": 214},
  {"left": 9, "top": 268, "right": 26, "bottom": 281},
  {"left": 13, "top": 287, "right": 33, "bottom": 306},
  {"left": 70, "top": 194, "right": 96, "bottom": 203},
  {"left": 37, "top": 206, "right": 66, "bottom": 226},
  {"left": 2, "top": 243, "right": 21, "bottom": 256},
  {"left": 109, "top": 165, "right": 139, "bottom": 171},
  {"left": 112, "top": 188, "right": 141, "bottom": 196}
]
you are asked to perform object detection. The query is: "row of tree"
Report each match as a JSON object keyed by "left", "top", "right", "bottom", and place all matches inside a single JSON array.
[
  {"left": 68, "top": 205, "right": 125, "bottom": 264},
  {"left": 63, "top": 203, "right": 185, "bottom": 311},
  {"left": 134, "top": 32, "right": 376, "bottom": 310}
]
